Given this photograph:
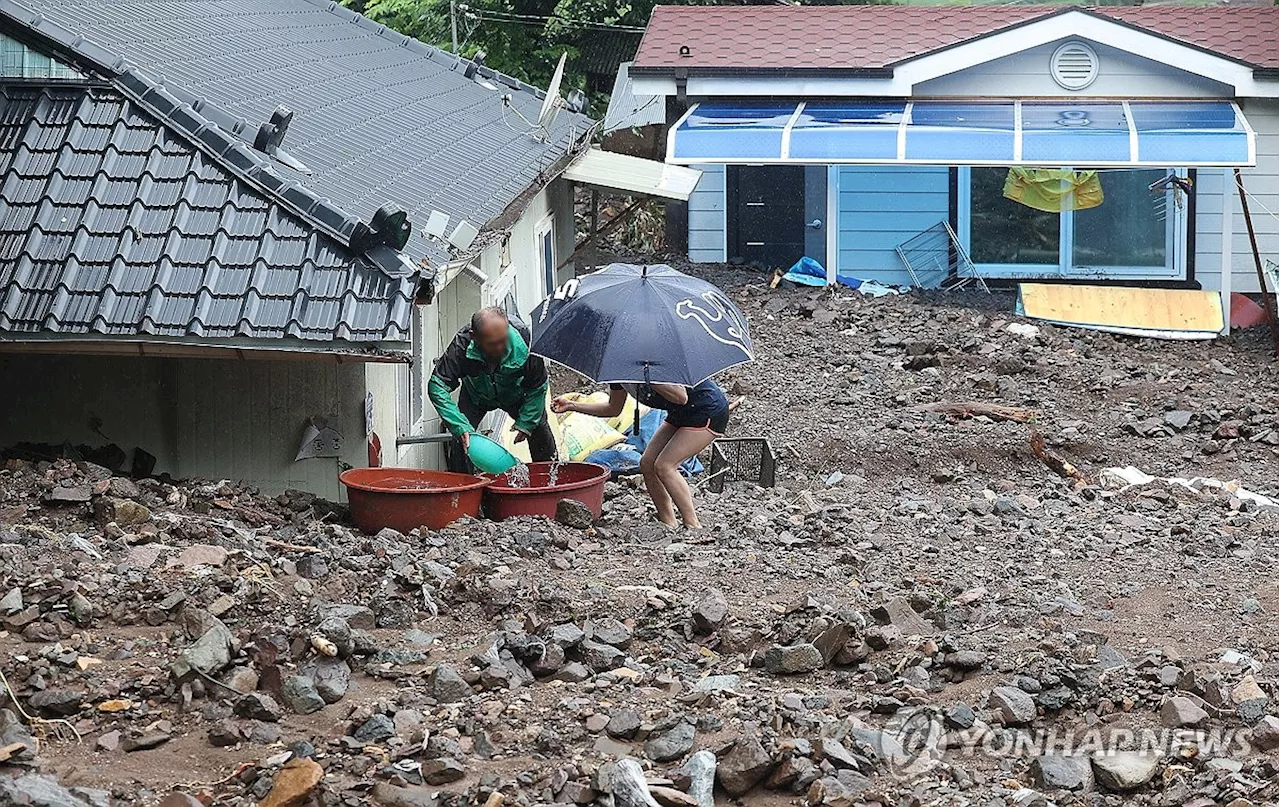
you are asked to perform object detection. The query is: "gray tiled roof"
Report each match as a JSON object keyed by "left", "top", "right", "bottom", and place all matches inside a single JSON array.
[
  {"left": 0, "top": 83, "right": 414, "bottom": 352},
  {"left": 12, "top": 0, "right": 596, "bottom": 265}
]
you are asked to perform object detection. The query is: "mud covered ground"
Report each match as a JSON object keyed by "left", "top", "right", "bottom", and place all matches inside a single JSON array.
[{"left": 1, "top": 263, "right": 1276, "bottom": 807}]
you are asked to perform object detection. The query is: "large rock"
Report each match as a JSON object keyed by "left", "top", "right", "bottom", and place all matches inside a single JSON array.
[
  {"left": 259, "top": 758, "right": 324, "bottom": 807},
  {"left": 314, "top": 603, "right": 376, "bottom": 631},
  {"left": 428, "top": 664, "right": 472, "bottom": 703},
  {"left": 691, "top": 590, "right": 728, "bottom": 634},
  {"left": 1250, "top": 715, "right": 1279, "bottom": 750},
  {"left": 0, "top": 773, "right": 92, "bottom": 807},
  {"left": 760, "top": 643, "right": 823, "bottom": 675},
  {"left": 1160, "top": 696, "right": 1208, "bottom": 728},
  {"left": 1091, "top": 752, "right": 1158, "bottom": 792},
  {"left": 644, "top": 720, "right": 695, "bottom": 762},
  {"left": 27, "top": 690, "right": 82, "bottom": 717},
  {"left": 170, "top": 621, "right": 235, "bottom": 679},
  {"left": 371, "top": 783, "right": 440, "bottom": 807},
  {"left": 555, "top": 498, "right": 595, "bottom": 529},
  {"left": 301, "top": 657, "right": 351, "bottom": 704},
  {"left": 869, "top": 596, "right": 932, "bottom": 636},
  {"left": 988, "top": 686, "right": 1037, "bottom": 725},
  {"left": 281, "top": 676, "right": 325, "bottom": 715},
  {"left": 1031, "top": 754, "right": 1093, "bottom": 791},
  {"left": 716, "top": 735, "right": 773, "bottom": 796}
]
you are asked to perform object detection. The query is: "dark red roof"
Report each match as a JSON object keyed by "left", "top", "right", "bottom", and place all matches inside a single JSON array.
[{"left": 633, "top": 5, "right": 1278, "bottom": 73}]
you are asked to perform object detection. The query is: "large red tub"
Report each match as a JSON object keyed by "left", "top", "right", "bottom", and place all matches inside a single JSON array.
[
  {"left": 484, "top": 461, "right": 609, "bottom": 521},
  {"left": 340, "top": 468, "right": 491, "bottom": 533}
]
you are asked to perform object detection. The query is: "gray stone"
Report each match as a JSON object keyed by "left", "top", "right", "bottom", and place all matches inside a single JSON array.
[
  {"left": 428, "top": 664, "right": 472, "bottom": 703},
  {"left": 1165, "top": 410, "right": 1194, "bottom": 430},
  {"left": 760, "top": 643, "right": 823, "bottom": 675},
  {"left": 551, "top": 662, "right": 591, "bottom": 683},
  {"left": 989, "top": 686, "right": 1037, "bottom": 725},
  {"left": 281, "top": 676, "right": 325, "bottom": 715},
  {"left": 302, "top": 656, "right": 351, "bottom": 704},
  {"left": 691, "top": 590, "right": 728, "bottom": 634},
  {"left": 1160, "top": 696, "right": 1208, "bottom": 728},
  {"left": 421, "top": 757, "right": 466, "bottom": 785},
  {"left": 27, "top": 690, "right": 82, "bottom": 717},
  {"left": 315, "top": 603, "right": 376, "bottom": 631},
  {"left": 1031, "top": 754, "right": 1093, "bottom": 791},
  {"left": 122, "top": 732, "right": 171, "bottom": 752},
  {"left": 948, "top": 650, "right": 986, "bottom": 670},
  {"left": 716, "top": 734, "right": 773, "bottom": 796},
  {"left": 944, "top": 703, "right": 975, "bottom": 729},
  {"left": 555, "top": 498, "right": 595, "bottom": 529},
  {"left": 371, "top": 783, "right": 439, "bottom": 807},
  {"left": 353, "top": 714, "right": 396, "bottom": 743},
  {"left": 170, "top": 621, "right": 235, "bottom": 678},
  {"left": 546, "top": 623, "right": 585, "bottom": 648},
  {"left": 579, "top": 639, "right": 625, "bottom": 671},
  {"left": 685, "top": 750, "right": 716, "bottom": 807},
  {"left": 869, "top": 596, "right": 932, "bottom": 635},
  {"left": 607, "top": 709, "right": 642, "bottom": 739},
  {"left": 0, "top": 773, "right": 92, "bottom": 807},
  {"left": 0, "top": 588, "right": 22, "bottom": 615},
  {"left": 645, "top": 720, "right": 695, "bottom": 762},
  {"left": 588, "top": 617, "right": 633, "bottom": 648},
  {"left": 1250, "top": 715, "right": 1279, "bottom": 749},
  {"left": 1091, "top": 752, "right": 1159, "bottom": 792},
  {"left": 233, "top": 692, "right": 282, "bottom": 722},
  {"left": 693, "top": 674, "right": 740, "bottom": 693}
]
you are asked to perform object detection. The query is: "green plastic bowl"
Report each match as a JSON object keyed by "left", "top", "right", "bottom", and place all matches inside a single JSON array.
[{"left": 467, "top": 433, "right": 521, "bottom": 474}]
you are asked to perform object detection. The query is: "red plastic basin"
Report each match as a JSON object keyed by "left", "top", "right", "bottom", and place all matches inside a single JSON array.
[
  {"left": 484, "top": 461, "right": 609, "bottom": 521},
  {"left": 340, "top": 467, "right": 491, "bottom": 533}
]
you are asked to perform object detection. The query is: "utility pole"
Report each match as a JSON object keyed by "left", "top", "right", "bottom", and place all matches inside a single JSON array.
[{"left": 450, "top": 0, "right": 459, "bottom": 53}]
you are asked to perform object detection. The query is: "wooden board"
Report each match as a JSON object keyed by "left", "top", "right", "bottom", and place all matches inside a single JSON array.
[{"left": 1016, "top": 283, "right": 1224, "bottom": 340}]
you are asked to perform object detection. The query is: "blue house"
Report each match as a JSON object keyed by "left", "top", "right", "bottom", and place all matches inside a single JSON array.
[{"left": 628, "top": 6, "right": 1277, "bottom": 310}]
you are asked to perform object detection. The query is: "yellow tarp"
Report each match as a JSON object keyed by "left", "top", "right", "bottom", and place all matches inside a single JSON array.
[
  {"left": 1017, "top": 283, "right": 1224, "bottom": 340},
  {"left": 1003, "top": 168, "right": 1104, "bottom": 213}
]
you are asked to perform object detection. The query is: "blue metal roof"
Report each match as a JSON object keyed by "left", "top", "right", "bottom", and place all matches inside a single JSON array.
[{"left": 668, "top": 100, "right": 1255, "bottom": 168}]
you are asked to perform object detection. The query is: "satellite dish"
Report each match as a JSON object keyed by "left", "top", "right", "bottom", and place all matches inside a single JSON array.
[{"left": 537, "top": 52, "right": 568, "bottom": 131}]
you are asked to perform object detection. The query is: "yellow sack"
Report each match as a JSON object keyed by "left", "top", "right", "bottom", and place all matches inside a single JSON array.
[
  {"left": 558, "top": 412, "right": 627, "bottom": 461},
  {"left": 497, "top": 396, "right": 566, "bottom": 463},
  {"left": 1003, "top": 168, "right": 1104, "bottom": 213}
]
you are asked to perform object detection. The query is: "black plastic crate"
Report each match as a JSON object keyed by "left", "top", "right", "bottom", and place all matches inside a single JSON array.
[{"left": 707, "top": 437, "right": 777, "bottom": 493}]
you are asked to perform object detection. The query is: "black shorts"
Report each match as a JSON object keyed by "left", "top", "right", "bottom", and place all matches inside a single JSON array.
[{"left": 665, "top": 408, "right": 729, "bottom": 436}]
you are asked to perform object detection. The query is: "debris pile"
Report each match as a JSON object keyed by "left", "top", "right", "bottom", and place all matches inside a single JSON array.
[{"left": 1, "top": 265, "right": 1276, "bottom": 806}]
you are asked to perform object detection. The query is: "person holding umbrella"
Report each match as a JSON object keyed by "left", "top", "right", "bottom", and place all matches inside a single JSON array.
[
  {"left": 552, "top": 378, "right": 729, "bottom": 529},
  {"left": 530, "top": 263, "right": 752, "bottom": 530}
]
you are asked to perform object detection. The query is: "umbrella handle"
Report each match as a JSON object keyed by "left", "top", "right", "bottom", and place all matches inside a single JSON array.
[{"left": 635, "top": 363, "right": 648, "bottom": 438}]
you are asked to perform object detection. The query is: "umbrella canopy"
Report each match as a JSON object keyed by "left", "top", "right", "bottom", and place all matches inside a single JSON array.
[{"left": 530, "top": 263, "right": 753, "bottom": 385}]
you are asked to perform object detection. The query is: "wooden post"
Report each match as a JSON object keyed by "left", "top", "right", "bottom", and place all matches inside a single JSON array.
[{"left": 1232, "top": 168, "right": 1278, "bottom": 341}]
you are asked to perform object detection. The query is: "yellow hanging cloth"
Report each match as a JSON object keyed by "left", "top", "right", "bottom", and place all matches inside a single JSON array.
[{"left": 1003, "top": 168, "right": 1104, "bottom": 213}]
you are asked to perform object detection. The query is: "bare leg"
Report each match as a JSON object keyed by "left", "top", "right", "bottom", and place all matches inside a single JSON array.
[
  {"left": 639, "top": 423, "right": 678, "bottom": 528},
  {"left": 654, "top": 428, "right": 717, "bottom": 529}
]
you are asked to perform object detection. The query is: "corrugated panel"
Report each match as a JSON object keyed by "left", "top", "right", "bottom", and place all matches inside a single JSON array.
[{"left": 0, "top": 84, "right": 414, "bottom": 350}]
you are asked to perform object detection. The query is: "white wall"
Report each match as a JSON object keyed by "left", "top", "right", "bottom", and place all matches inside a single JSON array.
[
  {"left": 687, "top": 164, "right": 726, "bottom": 263},
  {"left": 917, "top": 38, "right": 1233, "bottom": 98},
  {"left": 1195, "top": 100, "right": 1279, "bottom": 294},
  {"left": 0, "top": 353, "right": 369, "bottom": 500}
]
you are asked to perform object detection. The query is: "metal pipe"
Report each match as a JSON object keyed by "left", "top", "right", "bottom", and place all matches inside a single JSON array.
[{"left": 396, "top": 432, "right": 455, "bottom": 446}]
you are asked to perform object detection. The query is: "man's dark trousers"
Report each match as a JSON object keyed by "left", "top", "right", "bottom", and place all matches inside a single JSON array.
[{"left": 444, "top": 387, "right": 558, "bottom": 473}]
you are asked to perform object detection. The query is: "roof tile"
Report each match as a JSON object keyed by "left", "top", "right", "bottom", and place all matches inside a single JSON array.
[{"left": 634, "top": 6, "right": 1278, "bottom": 72}]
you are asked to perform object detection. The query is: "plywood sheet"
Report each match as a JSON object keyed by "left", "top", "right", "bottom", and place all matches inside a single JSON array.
[{"left": 1017, "top": 283, "right": 1224, "bottom": 340}]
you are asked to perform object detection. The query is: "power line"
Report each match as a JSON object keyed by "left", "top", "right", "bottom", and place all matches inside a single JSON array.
[{"left": 468, "top": 8, "right": 645, "bottom": 32}]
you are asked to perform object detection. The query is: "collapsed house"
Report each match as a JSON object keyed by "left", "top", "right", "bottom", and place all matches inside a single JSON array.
[{"left": 0, "top": 0, "right": 697, "bottom": 498}]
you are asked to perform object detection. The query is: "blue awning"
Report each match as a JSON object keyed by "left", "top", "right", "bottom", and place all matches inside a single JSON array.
[{"left": 667, "top": 100, "right": 1255, "bottom": 167}]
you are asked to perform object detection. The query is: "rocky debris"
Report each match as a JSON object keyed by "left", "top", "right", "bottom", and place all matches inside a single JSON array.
[
  {"left": 0, "top": 273, "right": 1276, "bottom": 807},
  {"left": 1161, "top": 695, "right": 1209, "bottom": 727},
  {"left": 760, "top": 643, "right": 823, "bottom": 674},
  {"left": 610, "top": 758, "right": 661, "bottom": 807},
  {"left": 716, "top": 734, "right": 773, "bottom": 796},
  {"left": 258, "top": 758, "right": 324, "bottom": 807},
  {"left": 555, "top": 498, "right": 595, "bottom": 529},
  {"left": 1091, "top": 751, "right": 1159, "bottom": 792},
  {"left": 988, "top": 685, "right": 1037, "bottom": 725},
  {"left": 1031, "top": 754, "right": 1093, "bottom": 791}
]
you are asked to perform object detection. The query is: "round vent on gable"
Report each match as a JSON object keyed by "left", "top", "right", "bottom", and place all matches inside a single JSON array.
[{"left": 1051, "top": 42, "right": 1099, "bottom": 91}]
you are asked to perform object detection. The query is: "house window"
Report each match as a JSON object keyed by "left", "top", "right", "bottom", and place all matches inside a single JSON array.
[
  {"left": 535, "top": 215, "right": 556, "bottom": 294},
  {"left": 1, "top": 34, "right": 83, "bottom": 79},
  {"left": 961, "top": 167, "right": 1182, "bottom": 279}
]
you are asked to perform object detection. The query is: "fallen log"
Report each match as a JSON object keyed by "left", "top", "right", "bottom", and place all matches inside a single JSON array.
[{"left": 911, "top": 401, "right": 1036, "bottom": 423}]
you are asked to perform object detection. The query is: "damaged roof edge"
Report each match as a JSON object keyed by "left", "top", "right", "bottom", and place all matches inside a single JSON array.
[
  {"left": 0, "top": 333, "right": 413, "bottom": 363},
  {"left": 0, "top": 0, "right": 410, "bottom": 274}
]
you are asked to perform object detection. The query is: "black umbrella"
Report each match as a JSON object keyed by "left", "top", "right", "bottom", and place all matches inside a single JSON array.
[{"left": 530, "top": 263, "right": 753, "bottom": 387}]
